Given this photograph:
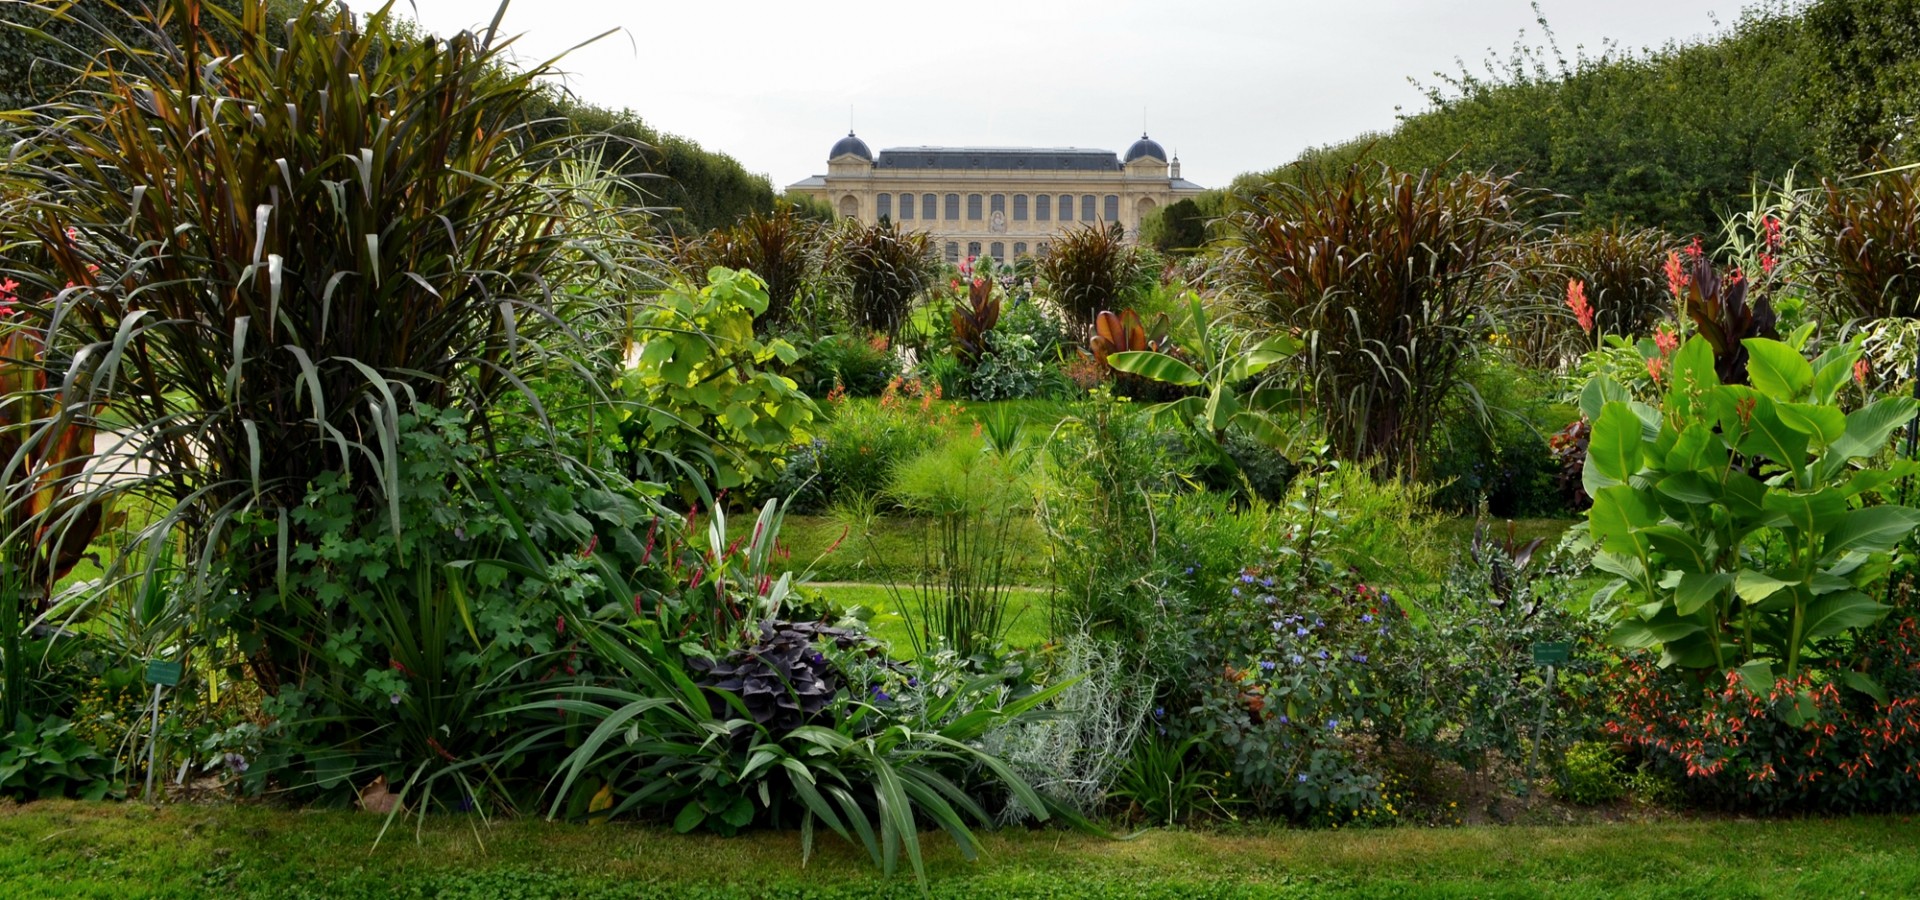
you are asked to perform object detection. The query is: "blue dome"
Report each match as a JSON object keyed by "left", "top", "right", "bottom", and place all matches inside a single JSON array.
[
  {"left": 1123, "top": 133, "right": 1166, "bottom": 163},
  {"left": 829, "top": 131, "right": 873, "bottom": 161}
]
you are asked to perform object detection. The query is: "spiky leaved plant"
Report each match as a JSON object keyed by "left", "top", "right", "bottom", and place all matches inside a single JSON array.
[
  {"left": 1223, "top": 161, "right": 1541, "bottom": 477},
  {"left": 1805, "top": 164, "right": 1920, "bottom": 323},
  {"left": 0, "top": 0, "right": 632, "bottom": 691},
  {"left": 1506, "top": 223, "right": 1679, "bottom": 368},
  {"left": 675, "top": 204, "right": 823, "bottom": 331},
  {"left": 828, "top": 218, "right": 935, "bottom": 342},
  {"left": 1037, "top": 222, "right": 1142, "bottom": 328}
]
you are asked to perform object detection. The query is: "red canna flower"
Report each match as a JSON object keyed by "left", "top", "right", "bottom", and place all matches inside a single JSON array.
[
  {"left": 1566, "top": 279, "right": 1595, "bottom": 333},
  {"left": 1854, "top": 358, "right": 1871, "bottom": 386},
  {"left": 1654, "top": 324, "right": 1680, "bottom": 357}
]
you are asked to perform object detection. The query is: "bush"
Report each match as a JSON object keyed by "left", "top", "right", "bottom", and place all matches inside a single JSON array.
[
  {"left": 1424, "top": 360, "right": 1568, "bottom": 518},
  {"left": 1805, "top": 164, "right": 1920, "bottom": 322},
  {"left": 797, "top": 333, "right": 899, "bottom": 398},
  {"left": 1037, "top": 223, "right": 1144, "bottom": 328},
  {"left": 830, "top": 219, "right": 937, "bottom": 341},
  {"left": 967, "top": 330, "right": 1053, "bottom": 401},
  {"left": 1505, "top": 223, "right": 1679, "bottom": 368},
  {"left": 1376, "top": 536, "right": 1608, "bottom": 778},
  {"left": 616, "top": 268, "right": 817, "bottom": 494},
  {"left": 810, "top": 380, "right": 954, "bottom": 510},
  {"left": 1556, "top": 742, "right": 1627, "bottom": 806},
  {"left": 1224, "top": 161, "right": 1541, "bottom": 476},
  {"left": 674, "top": 206, "right": 823, "bottom": 330}
]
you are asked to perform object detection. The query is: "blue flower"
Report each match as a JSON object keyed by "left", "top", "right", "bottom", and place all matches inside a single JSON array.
[
  {"left": 1361, "top": 613, "right": 1374, "bottom": 624},
  {"left": 1262, "top": 577, "right": 1275, "bottom": 588},
  {"left": 1259, "top": 660, "right": 1276, "bottom": 672},
  {"left": 1352, "top": 653, "right": 1369, "bottom": 663},
  {"left": 1317, "top": 649, "right": 1329, "bottom": 660},
  {"left": 1154, "top": 706, "right": 1165, "bottom": 719},
  {"left": 1296, "top": 626, "right": 1309, "bottom": 636},
  {"left": 1278, "top": 715, "right": 1290, "bottom": 724},
  {"left": 1298, "top": 774, "right": 1309, "bottom": 783},
  {"left": 1289, "top": 654, "right": 1305, "bottom": 665},
  {"left": 1272, "top": 621, "right": 1285, "bottom": 631},
  {"left": 1326, "top": 718, "right": 1340, "bottom": 730},
  {"left": 870, "top": 686, "right": 892, "bottom": 702},
  {"left": 1184, "top": 566, "right": 1194, "bottom": 575},
  {"left": 1241, "top": 573, "right": 1256, "bottom": 584},
  {"left": 1232, "top": 587, "right": 1241, "bottom": 597}
]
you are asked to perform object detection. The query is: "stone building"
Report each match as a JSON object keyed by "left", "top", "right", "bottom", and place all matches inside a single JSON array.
[{"left": 786, "top": 131, "right": 1205, "bottom": 264}]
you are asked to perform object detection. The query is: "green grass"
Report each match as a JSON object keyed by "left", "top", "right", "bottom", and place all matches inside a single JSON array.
[
  {"left": 4, "top": 800, "right": 1919, "bottom": 898},
  {"left": 811, "top": 582, "right": 1055, "bottom": 654},
  {"left": 782, "top": 514, "right": 1053, "bottom": 585}
]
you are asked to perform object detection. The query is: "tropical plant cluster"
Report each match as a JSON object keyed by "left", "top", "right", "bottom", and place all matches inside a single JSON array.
[{"left": 4, "top": 1, "right": 1920, "bottom": 891}]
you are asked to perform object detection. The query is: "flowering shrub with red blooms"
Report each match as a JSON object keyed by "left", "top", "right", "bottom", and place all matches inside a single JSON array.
[{"left": 1608, "top": 599, "right": 1920, "bottom": 812}]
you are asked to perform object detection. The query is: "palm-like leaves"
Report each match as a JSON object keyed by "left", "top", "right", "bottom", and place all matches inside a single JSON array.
[
  {"left": 830, "top": 219, "right": 935, "bottom": 341},
  {"left": 1805, "top": 164, "right": 1920, "bottom": 322},
  {"left": 1223, "top": 161, "right": 1541, "bottom": 476},
  {"left": 1037, "top": 223, "right": 1141, "bottom": 328},
  {"left": 0, "top": 0, "right": 630, "bottom": 688}
]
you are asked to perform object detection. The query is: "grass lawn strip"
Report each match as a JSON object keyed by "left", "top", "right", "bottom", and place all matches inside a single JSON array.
[{"left": 2, "top": 801, "right": 1916, "bottom": 898}]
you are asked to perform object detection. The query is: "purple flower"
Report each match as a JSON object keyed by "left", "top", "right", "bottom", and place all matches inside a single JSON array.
[
  {"left": 1317, "top": 650, "right": 1329, "bottom": 660},
  {"left": 390, "top": 693, "right": 402, "bottom": 705},
  {"left": 870, "top": 686, "right": 891, "bottom": 703},
  {"left": 1289, "top": 654, "right": 1304, "bottom": 665},
  {"left": 1361, "top": 614, "right": 1374, "bottom": 624},
  {"left": 1184, "top": 566, "right": 1194, "bottom": 575},
  {"left": 1232, "top": 587, "right": 1241, "bottom": 597},
  {"left": 1259, "top": 660, "right": 1276, "bottom": 672},
  {"left": 1296, "top": 626, "right": 1309, "bottom": 636},
  {"left": 1278, "top": 715, "right": 1290, "bottom": 724},
  {"left": 1326, "top": 718, "right": 1339, "bottom": 730},
  {"left": 1298, "top": 773, "right": 1309, "bottom": 783},
  {"left": 1351, "top": 653, "right": 1368, "bottom": 663},
  {"left": 1154, "top": 706, "right": 1165, "bottom": 719},
  {"left": 1241, "top": 573, "right": 1256, "bottom": 584}
]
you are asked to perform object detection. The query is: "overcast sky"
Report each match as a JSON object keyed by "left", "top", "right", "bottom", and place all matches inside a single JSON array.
[{"left": 395, "top": 0, "right": 1751, "bottom": 191}]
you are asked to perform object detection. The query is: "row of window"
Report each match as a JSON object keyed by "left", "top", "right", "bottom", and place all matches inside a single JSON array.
[
  {"left": 877, "top": 192, "right": 1120, "bottom": 223},
  {"left": 942, "top": 241, "right": 1045, "bottom": 263}
]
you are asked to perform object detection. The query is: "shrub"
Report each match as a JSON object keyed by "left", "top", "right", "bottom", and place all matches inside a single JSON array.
[
  {"left": 810, "top": 378, "right": 954, "bottom": 510},
  {"left": 797, "top": 332, "right": 898, "bottom": 399},
  {"left": 1223, "top": 161, "right": 1541, "bottom": 476},
  {"left": 1037, "top": 223, "right": 1144, "bottom": 328},
  {"left": 1424, "top": 359, "right": 1568, "bottom": 517},
  {"left": 1805, "top": 164, "right": 1920, "bottom": 322},
  {"left": 616, "top": 268, "right": 816, "bottom": 495},
  {"left": 0, "top": 0, "right": 623, "bottom": 699},
  {"left": 829, "top": 219, "right": 937, "bottom": 341},
  {"left": 1376, "top": 536, "right": 1608, "bottom": 778},
  {"left": 981, "top": 634, "right": 1154, "bottom": 821},
  {"left": 1505, "top": 223, "right": 1679, "bottom": 368},
  {"left": 1556, "top": 742, "right": 1627, "bottom": 806},
  {"left": 967, "top": 330, "right": 1052, "bottom": 401},
  {"left": 1582, "top": 334, "right": 1918, "bottom": 678},
  {"left": 675, "top": 206, "right": 823, "bottom": 330}
]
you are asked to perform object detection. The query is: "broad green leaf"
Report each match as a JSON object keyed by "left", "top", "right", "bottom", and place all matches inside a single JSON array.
[
  {"left": 1673, "top": 571, "right": 1733, "bottom": 616},
  {"left": 1832, "top": 396, "right": 1920, "bottom": 460},
  {"left": 1737, "top": 399, "right": 1809, "bottom": 471},
  {"left": 1655, "top": 472, "right": 1717, "bottom": 504},
  {"left": 1663, "top": 424, "right": 1717, "bottom": 472},
  {"left": 1589, "top": 485, "right": 1660, "bottom": 557},
  {"left": 1106, "top": 350, "right": 1203, "bottom": 386},
  {"left": 1588, "top": 402, "right": 1645, "bottom": 482},
  {"left": 1641, "top": 525, "right": 1710, "bottom": 571},
  {"left": 1810, "top": 343, "right": 1862, "bottom": 404},
  {"left": 1802, "top": 590, "right": 1888, "bottom": 640},
  {"left": 1734, "top": 569, "right": 1792, "bottom": 605},
  {"left": 1762, "top": 488, "right": 1849, "bottom": 536},
  {"left": 1775, "top": 402, "right": 1847, "bottom": 449},
  {"left": 1579, "top": 375, "right": 1632, "bottom": 422},
  {"left": 1823, "top": 506, "right": 1920, "bottom": 557},
  {"left": 1734, "top": 660, "right": 1775, "bottom": 696},
  {"left": 1842, "top": 671, "right": 1890, "bottom": 705},
  {"left": 1665, "top": 336, "right": 1720, "bottom": 412},
  {"left": 1744, "top": 338, "right": 1812, "bottom": 400}
]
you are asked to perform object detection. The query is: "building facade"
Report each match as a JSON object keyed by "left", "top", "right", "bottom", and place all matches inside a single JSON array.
[{"left": 786, "top": 131, "right": 1205, "bottom": 264}]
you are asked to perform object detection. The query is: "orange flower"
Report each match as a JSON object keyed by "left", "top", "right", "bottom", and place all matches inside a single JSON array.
[{"left": 1566, "top": 279, "right": 1594, "bottom": 333}]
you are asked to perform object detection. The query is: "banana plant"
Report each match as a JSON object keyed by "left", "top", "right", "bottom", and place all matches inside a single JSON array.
[
  {"left": 1106, "top": 291, "right": 1302, "bottom": 449},
  {"left": 1583, "top": 332, "right": 1920, "bottom": 697}
]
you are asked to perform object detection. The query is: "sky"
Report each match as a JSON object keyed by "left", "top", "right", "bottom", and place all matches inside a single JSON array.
[{"left": 395, "top": 0, "right": 1753, "bottom": 192}]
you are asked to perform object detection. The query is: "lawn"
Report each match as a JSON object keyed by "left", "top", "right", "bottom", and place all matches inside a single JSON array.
[
  {"left": 811, "top": 582, "right": 1056, "bottom": 653},
  {"left": 3, "top": 800, "right": 1916, "bottom": 898}
]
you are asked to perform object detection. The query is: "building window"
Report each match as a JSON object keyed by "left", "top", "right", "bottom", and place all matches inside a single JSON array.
[
  {"left": 876, "top": 193, "right": 891, "bottom": 222},
  {"left": 1014, "top": 241, "right": 1028, "bottom": 257},
  {"left": 1037, "top": 241, "right": 1050, "bottom": 256},
  {"left": 1013, "top": 195, "right": 1028, "bottom": 221},
  {"left": 1058, "top": 194, "right": 1073, "bottom": 221},
  {"left": 990, "top": 241, "right": 1004, "bottom": 260},
  {"left": 967, "top": 194, "right": 983, "bottom": 220},
  {"left": 1036, "top": 195, "right": 1050, "bottom": 221},
  {"left": 990, "top": 194, "right": 1006, "bottom": 215},
  {"left": 967, "top": 241, "right": 982, "bottom": 259},
  {"left": 945, "top": 242, "right": 960, "bottom": 264},
  {"left": 924, "top": 194, "right": 938, "bottom": 222},
  {"left": 899, "top": 193, "right": 915, "bottom": 220},
  {"left": 945, "top": 194, "right": 960, "bottom": 220},
  {"left": 1083, "top": 195, "right": 1096, "bottom": 222},
  {"left": 1104, "top": 195, "right": 1119, "bottom": 222}
]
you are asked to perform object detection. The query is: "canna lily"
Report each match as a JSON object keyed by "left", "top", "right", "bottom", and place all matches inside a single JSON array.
[{"left": 1567, "top": 279, "right": 1595, "bottom": 333}]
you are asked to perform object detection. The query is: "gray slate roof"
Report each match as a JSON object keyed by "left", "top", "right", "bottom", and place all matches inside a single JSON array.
[{"left": 874, "top": 147, "right": 1122, "bottom": 171}]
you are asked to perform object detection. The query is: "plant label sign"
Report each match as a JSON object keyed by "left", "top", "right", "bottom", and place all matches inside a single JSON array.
[
  {"left": 145, "top": 659, "right": 183, "bottom": 687},
  {"left": 1531, "top": 642, "right": 1572, "bottom": 666}
]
